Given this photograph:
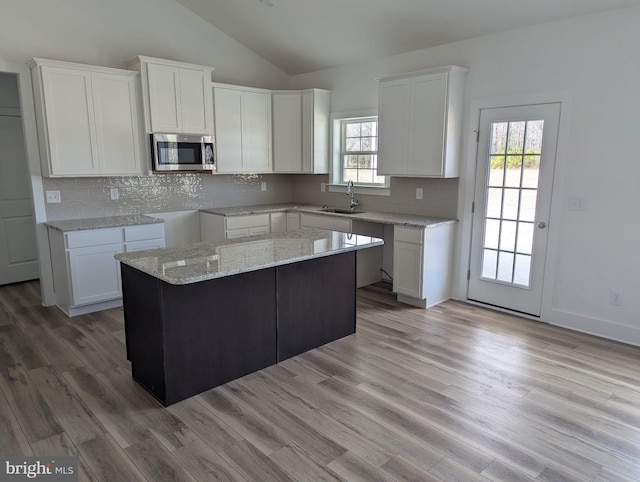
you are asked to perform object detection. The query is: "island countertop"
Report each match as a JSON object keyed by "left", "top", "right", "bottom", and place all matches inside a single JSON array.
[{"left": 115, "top": 228, "right": 383, "bottom": 285}]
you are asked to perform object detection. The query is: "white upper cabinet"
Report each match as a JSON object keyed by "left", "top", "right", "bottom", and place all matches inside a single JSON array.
[
  {"left": 377, "top": 66, "right": 467, "bottom": 178},
  {"left": 126, "top": 56, "right": 214, "bottom": 135},
  {"left": 272, "top": 89, "right": 330, "bottom": 174},
  {"left": 30, "top": 58, "right": 143, "bottom": 177},
  {"left": 213, "top": 84, "right": 272, "bottom": 174}
]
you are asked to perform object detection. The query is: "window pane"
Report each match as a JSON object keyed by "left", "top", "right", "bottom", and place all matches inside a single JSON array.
[
  {"left": 343, "top": 169, "right": 357, "bottom": 183},
  {"left": 499, "top": 220, "right": 517, "bottom": 251},
  {"left": 502, "top": 189, "right": 519, "bottom": 220},
  {"left": 519, "top": 190, "right": 537, "bottom": 221},
  {"left": 484, "top": 219, "right": 500, "bottom": 249},
  {"left": 516, "top": 222, "right": 534, "bottom": 254},
  {"left": 524, "top": 120, "right": 544, "bottom": 154},
  {"left": 486, "top": 188, "right": 502, "bottom": 218},
  {"left": 514, "top": 254, "right": 532, "bottom": 286},
  {"left": 358, "top": 155, "right": 371, "bottom": 168},
  {"left": 490, "top": 122, "right": 508, "bottom": 154},
  {"left": 358, "top": 169, "right": 373, "bottom": 183},
  {"left": 344, "top": 155, "right": 358, "bottom": 168},
  {"left": 361, "top": 122, "right": 375, "bottom": 136},
  {"left": 504, "top": 162, "right": 522, "bottom": 188},
  {"left": 507, "top": 122, "right": 526, "bottom": 153},
  {"left": 345, "top": 123, "right": 360, "bottom": 137},
  {"left": 489, "top": 158, "right": 505, "bottom": 186},
  {"left": 482, "top": 249, "right": 498, "bottom": 279},
  {"left": 346, "top": 138, "right": 360, "bottom": 151},
  {"left": 522, "top": 160, "right": 540, "bottom": 189},
  {"left": 497, "top": 251, "right": 514, "bottom": 282}
]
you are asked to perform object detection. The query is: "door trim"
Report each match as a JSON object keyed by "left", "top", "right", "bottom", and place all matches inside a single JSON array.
[{"left": 456, "top": 91, "right": 573, "bottom": 323}]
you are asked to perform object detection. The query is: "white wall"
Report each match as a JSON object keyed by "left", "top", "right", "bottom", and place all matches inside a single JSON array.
[
  {"left": 289, "top": 7, "right": 640, "bottom": 345},
  {"left": 0, "top": 0, "right": 288, "bottom": 88}
]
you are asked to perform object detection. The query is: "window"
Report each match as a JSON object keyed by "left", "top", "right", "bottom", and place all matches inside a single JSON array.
[
  {"left": 340, "top": 117, "right": 384, "bottom": 185},
  {"left": 329, "top": 113, "right": 389, "bottom": 195}
]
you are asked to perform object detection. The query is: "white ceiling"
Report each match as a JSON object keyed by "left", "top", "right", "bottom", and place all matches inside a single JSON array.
[{"left": 175, "top": 0, "right": 640, "bottom": 75}]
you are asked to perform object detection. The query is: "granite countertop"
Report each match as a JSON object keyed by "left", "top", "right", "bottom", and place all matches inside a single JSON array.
[
  {"left": 116, "top": 228, "right": 383, "bottom": 285},
  {"left": 46, "top": 214, "right": 165, "bottom": 232},
  {"left": 200, "top": 203, "right": 456, "bottom": 228}
]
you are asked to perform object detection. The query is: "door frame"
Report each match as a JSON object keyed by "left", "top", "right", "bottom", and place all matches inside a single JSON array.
[
  {"left": 0, "top": 60, "right": 55, "bottom": 305},
  {"left": 456, "top": 91, "right": 573, "bottom": 322}
]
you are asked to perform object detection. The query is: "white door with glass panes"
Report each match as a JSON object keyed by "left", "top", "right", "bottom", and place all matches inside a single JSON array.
[{"left": 469, "top": 103, "right": 560, "bottom": 316}]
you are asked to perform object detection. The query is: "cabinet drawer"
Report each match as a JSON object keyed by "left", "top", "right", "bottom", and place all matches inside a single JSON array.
[
  {"left": 125, "top": 239, "right": 165, "bottom": 252},
  {"left": 66, "top": 228, "right": 122, "bottom": 249},
  {"left": 394, "top": 226, "right": 424, "bottom": 244},
  {"left": 226, "top": 214, "right": 270, "bottom": 230},
  {"left": 124, "top": 223, "right": 165, "bottom": 242}
]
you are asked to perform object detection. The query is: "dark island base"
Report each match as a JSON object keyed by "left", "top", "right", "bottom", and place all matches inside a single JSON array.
[{"left": 121, "top": 251, "right": 356, "bottom": 406}]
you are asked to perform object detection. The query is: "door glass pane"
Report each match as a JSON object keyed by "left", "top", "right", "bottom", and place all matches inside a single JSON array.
[
  {"left": 499, "top": 220, "right": 517, "bottom": 251},
  {"left": 497, "top": 251, "right": 514, "bottom": 282},
  {"left": 480, "top": 118, "right": 545, "bottom": 288},
  {"left": 482, "top": 249, "right": 498, "bottom": 278},
  {"left": 516, "top": 222, "right": 534, "bottom": 254},
  {"left": 484, "top": 219, "right": 500, "bottom": 249},
  {"left": 514, "top": 254, "right": 532, "bottom": 286}
]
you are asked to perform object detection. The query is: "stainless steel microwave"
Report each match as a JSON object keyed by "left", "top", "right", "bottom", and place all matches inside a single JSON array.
[{"left": 151, "top": 133, "right": 215, "bottom": 172}]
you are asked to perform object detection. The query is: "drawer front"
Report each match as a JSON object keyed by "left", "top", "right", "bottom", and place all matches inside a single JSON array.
[
  {"left": 124, "top": 223, "right": 165, "bottom": 242},
  {"left": 66, "top": 228, "right": 123, "bottom": 249},
  {"left": 125, "top": 239, "right": 166, "bottom": 252},
  {"left": 394, "top": 226, "right": 424, "bottom": 244},
  {"left": 226, "top": 228, "right": 250, "bottom": 239},
  {"left": 226, "top": 214, "right": 270, "bottom": 230}
]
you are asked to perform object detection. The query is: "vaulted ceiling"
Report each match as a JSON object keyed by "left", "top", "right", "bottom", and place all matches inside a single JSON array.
[{"left": 175, "top": 0, "right": 640, "bottom": 75}]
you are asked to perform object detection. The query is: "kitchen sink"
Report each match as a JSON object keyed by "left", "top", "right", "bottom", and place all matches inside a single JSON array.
[{"left": 320, "top": 208, "right": 366, "bottom": 215}]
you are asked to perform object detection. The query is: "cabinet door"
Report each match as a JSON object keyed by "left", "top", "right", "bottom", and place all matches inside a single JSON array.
[
  {"left": 377, "top": 78, "right": 410, "bottom": 176},
  {"left": 214, "top": 87, "right": 244, "bottom": 173},
  {"left": 146, "top": 63, "right": 181, "bottom": 132},
  {"left": 179, "top": 68, "right": 212, "bottom": 134},
  {"left": 243, "top": 91, "right": 272, "bottom": 172},
  {"left": 68, "top": 244, "right": 124, "bottom": 306},
  {"left": 409, "top": 73, "right": 447, "bottom": 176},
  {"left": 92, "top": 72, "right": 142, "bottom": 175},
  {"left": 41, "top": 66, "right": 99, "bottom": 176},
  {"left": 272, "top": 94, "right": 302, "bottom": 172},
  {"left": 393, "top": 241, "right": 423, "bottom": 298}
]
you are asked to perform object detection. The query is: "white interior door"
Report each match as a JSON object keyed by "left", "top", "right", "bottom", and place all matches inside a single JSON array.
[
  {"left": 0, "top": 114, "right": 39, "bottom": 284},
  {"left": 468, "top": 103, "right": 560, "bottom": 316}
]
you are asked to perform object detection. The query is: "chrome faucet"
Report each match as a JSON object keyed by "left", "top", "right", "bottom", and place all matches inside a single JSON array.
[{"left": 346, "top": 180, "right": 360, "bottom": 209}]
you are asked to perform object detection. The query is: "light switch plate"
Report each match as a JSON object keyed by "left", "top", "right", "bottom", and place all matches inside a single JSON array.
[
  {"left": 261, "top": 182, "right": 267, "bottom": 192},
  {"left": 416, "top": 188, "right": 423, "bottom": 200},
  {"left": 110, "top": 187, "right": 119, "bottom": 200}
]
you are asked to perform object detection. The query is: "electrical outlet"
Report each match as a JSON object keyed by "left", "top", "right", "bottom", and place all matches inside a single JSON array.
[
  {"left": 320, "top": 183, "right": 326, "bottom": 192},
  {"left": 46, "top": 190, "right": 61, "bottom": 203},
  {"left": 261, "top": 182, "right": 267, "bottom": 192},
  {"left": 569, "top": 197, "right": 585, "bottom": 211},
  {"left": 110, "top": 187, "right": 119, "bottom": 201},
  {"left": 416, "top": 188, "right": 423, "bottom": 200},
  {"left": 610, "top": 290, "right": 622, "bottom": 306}
]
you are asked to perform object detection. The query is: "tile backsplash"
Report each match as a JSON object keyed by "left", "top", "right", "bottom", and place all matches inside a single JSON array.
[{"left": 43, "top": 173, "right": 295, "bottom": 221}]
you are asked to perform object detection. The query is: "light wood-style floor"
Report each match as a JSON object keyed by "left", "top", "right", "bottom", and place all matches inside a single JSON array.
[{"left": 0, "top": 280, "right": 639, "bottom": 481}]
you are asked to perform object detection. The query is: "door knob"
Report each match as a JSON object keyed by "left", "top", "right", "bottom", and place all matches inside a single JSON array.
[{"left": 537, "top": 221, "right": 547, "bottom": 229}]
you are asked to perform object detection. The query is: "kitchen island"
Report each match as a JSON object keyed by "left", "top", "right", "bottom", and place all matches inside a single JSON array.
[{"left": 115, "top": 228, "right": 383, "bottom": 406}]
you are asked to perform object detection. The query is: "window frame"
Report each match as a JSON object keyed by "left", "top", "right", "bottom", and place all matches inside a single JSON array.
[{"left": 328, "top": 111, "right": 390, "bottom": 196}]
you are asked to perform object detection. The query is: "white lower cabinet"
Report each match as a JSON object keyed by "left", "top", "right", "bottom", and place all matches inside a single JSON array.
[
  {"left": 393, "top": 224, "right": 454, "bottom": 308},
  {"left": 200, "top": 212, "right": 274, "bottom": 241},
  {"left": 49, "top": 223, "right": 165, "bottom": 316}
]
